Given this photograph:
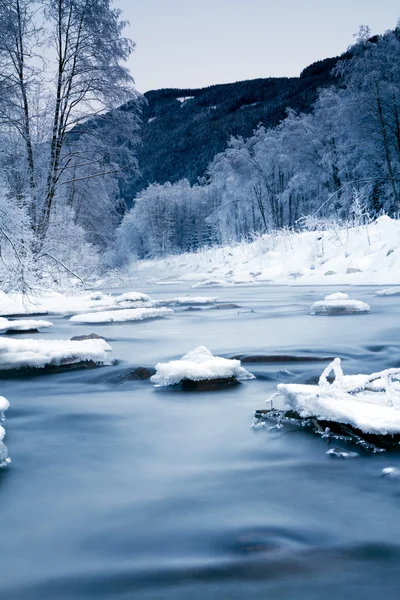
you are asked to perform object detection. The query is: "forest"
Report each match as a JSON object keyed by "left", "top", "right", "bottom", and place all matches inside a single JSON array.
[{"left": 118, "top": 26, "right": 400, "bottom": 259}]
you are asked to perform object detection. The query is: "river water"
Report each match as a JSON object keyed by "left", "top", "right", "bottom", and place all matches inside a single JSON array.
[{"left": 1, "top": 283, "right": 400, "bottom": 599}]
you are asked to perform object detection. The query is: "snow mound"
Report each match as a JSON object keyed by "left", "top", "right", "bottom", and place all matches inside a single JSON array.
[
  {"left": 275, "top": 358, "right": 400, "bottom": 435},
  {"left": 70, "top": 307, "right": 173, "bottom": 324},
  {"left": 115, "top": 292, "right": 152, "bottom": 304},
  {"left": 376, "top": 287, "right": 400, "bottom": 296},
  {"left": 0, "top": 317, "right": 53, "bottom": 333},
  {"left": 310, "top": 293, "right": 371, "bottom": 315},
  {"left": 0, "top": 338, "right": 112, "bottom": 370},
  {"left": 151, "top": 346, "right": 255, "bottom": 387},
  {"left": 155, "top": 296, "right": 218, "bottom": 306}
]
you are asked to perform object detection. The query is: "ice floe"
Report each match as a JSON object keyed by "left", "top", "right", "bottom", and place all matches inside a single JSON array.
[
  {"left": 274, "top": 358, "right": 400, "bottom": 435},
  {"left": 0, "top": 317, "right": 53, "bottom": 334},
  {"left": 310, "top": 292, "right": 371, "bottom": 315},
  {"left": 0, "top": 338, "right": 112, "bottom": 371},
  {"left": 70, "top": 307, "right": 173, "bottom": 324},
  {"left": 151, "top": 346, "right": 255, "bottom": 387}
]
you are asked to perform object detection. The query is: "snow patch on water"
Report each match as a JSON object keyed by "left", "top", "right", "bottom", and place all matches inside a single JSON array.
[
  {"left": 0, "top": 338, "right": 112, "bottom": 370},
  {"left": 70, "top": 307, "right": 173, "bottom": 324}
]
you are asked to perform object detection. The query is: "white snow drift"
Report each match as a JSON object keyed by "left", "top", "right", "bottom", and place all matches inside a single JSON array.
[
  {"left": 0, "top": 317, "right": 53, "bottom": 333},
  {"left": 70, "top": 307, "right": 173, "bottom": 324},
  {"left": 151, "top": 346, "right": 255, "bottom": 387},
  {"left": 0, "top": 338, "right": 112, "bottom": 370},
  {"left": 310, "top": 292, "right": 371, "bottom": 315},
  {"left": 274, "top": 358, "right": 400, "bottom": 435}
]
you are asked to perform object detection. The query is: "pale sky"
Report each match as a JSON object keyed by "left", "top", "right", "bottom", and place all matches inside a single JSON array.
[{"left": 115, "top": 0, "right": 400, "bottom": 92}]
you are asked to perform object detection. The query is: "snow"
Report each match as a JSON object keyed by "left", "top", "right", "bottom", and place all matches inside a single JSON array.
[
  {"left": 137, "top": 216, "right": 400, "bottom": 286},
  {"left": 0, "top": 395, "right": 10, "bottom": 467},
  {"left": 376, "top": 287, "right": 400, "bottom": 296},
  {"left": 191, "top": 280, "right": 229, "bottom": 288},
  {"left": 274, "top": 358, "right": 400, "bottom": 435},
  {"left": 0, "top": 317, "right": 53, "bottom": 333},
  {"left": 155, "top": 296, "right": 218, "bottom": 306},
  {"left": 310, "top": 293, "right": 371, "bottom": 315},
  {"left": 0, "top": 338, "right": 112, "bottom": 370},
  {"left": 177, "top": 96, "right": 194, "bottom": 103},
  {"left": 0, "top": 290, "right": 117, "bottom": 317},
  {"left": 70, "top": 307, "right": 173, "bottom": 324},
  {"left": 0, "top": 396, "right": 10, "bottom": 414},
  {"left": 0, "top": 290, "right": 157, "bottom": 317},
  {"left": 151, "top": 346, "right": 255, "bottom": 387},
  {"left": 115, "top": 292, "right": 152, "bottom": 304}
]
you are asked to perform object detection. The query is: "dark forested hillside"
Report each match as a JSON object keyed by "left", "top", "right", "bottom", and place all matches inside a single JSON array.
[{"left": 123, "top": 55, "right": 343, "bottom": 204}]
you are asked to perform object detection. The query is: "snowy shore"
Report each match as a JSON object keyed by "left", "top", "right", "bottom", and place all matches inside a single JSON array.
[{"left": 136, "top": 216, "right": 400, "bottom": 287}]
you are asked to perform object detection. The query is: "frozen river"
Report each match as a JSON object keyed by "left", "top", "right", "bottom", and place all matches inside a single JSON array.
[{"left": 1, "top": 283, "right": 400, "bottom": 599}]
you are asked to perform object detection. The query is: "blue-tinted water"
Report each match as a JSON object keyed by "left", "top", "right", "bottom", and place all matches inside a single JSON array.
[{"left": 1, "top": 284, "right": 400, "bottom": 599}]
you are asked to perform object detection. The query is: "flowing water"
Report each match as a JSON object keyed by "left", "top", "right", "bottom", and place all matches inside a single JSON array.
[{"left": 1, "top": 283, "right": 400, "bottom": 599}]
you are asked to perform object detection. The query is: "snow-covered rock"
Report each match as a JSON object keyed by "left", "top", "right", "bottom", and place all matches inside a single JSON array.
[
  {"left": 0, "top": 338, "right": 112, "bottom": 371},
  {"left": 275, "top": 358, "right": 400, "bottom": 436},
  {"left": 155, "top": 296, "right": 218, "bottom": 306},
  {"left": 70, "top": 307, "right": 173, "bottom": 324},
  {"left": 0, "top": 396, "right": 11, "bottom": 467},
  {"left": 0, "top": 317, "right": 53, "bottom": 333},
  {"left": 310, "top": 293, "right": 371, "bottom": 315},
  {"left": 191, "top": 280, "right": 228, "bottom": 288},
  {"left": 151, "top": 346, "right": 255, "bottom": 387},
  {"left": 115, "top": 292, "right": 152, "bottom": 304}
]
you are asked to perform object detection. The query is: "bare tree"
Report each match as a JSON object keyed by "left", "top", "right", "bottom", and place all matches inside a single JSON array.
[{"left": 0, "top": 0, "right": 140, "bottom": 248}]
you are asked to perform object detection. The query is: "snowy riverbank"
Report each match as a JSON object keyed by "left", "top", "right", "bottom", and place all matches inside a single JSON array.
[{"left": 136, "top": 216, "right": 400, "bottom": 287}]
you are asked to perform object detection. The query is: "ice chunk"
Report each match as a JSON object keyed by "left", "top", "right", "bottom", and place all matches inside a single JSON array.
[
  {"left": 310, "top": 293, "right": 370, "bottom": 315},
  {"left": 0, "top": 317, "right": 53, "bottom": 333},
  {"left": 274, "top": 359, "right": 400, "bottom": 435},
  {"left": 151, "top": 345, "right": 255, "bottom": 387},
  {"left": 70, "top": 307, "right": 173, "bottom": 324},
  {"left": 0, "top": 338, "right": 112, "bottom": 370}
]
